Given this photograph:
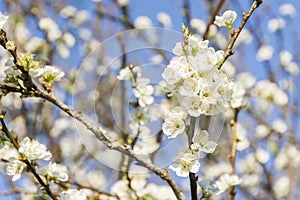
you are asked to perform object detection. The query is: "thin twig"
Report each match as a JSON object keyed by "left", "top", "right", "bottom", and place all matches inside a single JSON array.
[
  {"left": 217, "top": 0, "right": 263, "bottom": 70},
  {"left": 202, "top": 0, "right": 226, "bottom": 40},
  {"left": 228, "top": 109, "right": 240, "bottom": 200}
]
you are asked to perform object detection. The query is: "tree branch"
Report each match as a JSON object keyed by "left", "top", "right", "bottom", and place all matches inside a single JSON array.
[{"left": 217, "top": 0, "right": 263, "bottom": 70}]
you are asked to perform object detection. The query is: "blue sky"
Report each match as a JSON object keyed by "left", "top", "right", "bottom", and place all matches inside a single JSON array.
[{"left": 0, "top": 0, "right": 300, "bottom": 199}]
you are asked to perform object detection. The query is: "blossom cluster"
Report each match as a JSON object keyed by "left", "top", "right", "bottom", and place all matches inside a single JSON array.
[
  {"left": 162, "top": 34, "right": 233, "bottom": 117},
  {"left": 168, "top": 129, "right": 217, "bottom": 178},
  {"left": 117, "top": 65, "right": 154, "bottom": 108},
  {"left": 3, "top": 53, "right": 65, "bottom": 91},
  {"left": 3, "top": 137, "right": 68, "bottom": 193}
]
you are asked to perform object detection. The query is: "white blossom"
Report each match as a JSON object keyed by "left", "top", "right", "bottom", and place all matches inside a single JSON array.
[
  {"left": 73, "top": 10, "right": 90, "bottom": 25},
  {"left": 117, "top": 0, "right": 128, "bottom": 7},
  {"left": 279, "top": 50, "right": 299, "bottom": 75},
  {"left": 169, "top": 152, "right": 200, "bottom": 177},
  {"left": 62, "top": 32, "right": 76, "bottom": 47},
  {"left": 59, "top": 189, "right": 87, "bottom": 200},
  {"left": 178, "top": 77, "right": 200, "bottom": 97},
  {"left": 6, "top": 158, "right": 27, "bottom": 181},
  {"left": 279, "top": 3, "right": 296, "bottom": 17},
  {"left": 198, "top": 180, "right": 219, "bottom": 198},
  {"left": 42, "top": 65, "right": 65, "bottom": 81},
  {"left": 162, "top": 114, "right": 186, "bottom": 138},
  {"left": 157, "top": 12, "right": 172, "bottom": 27},
  {"left": 268, "top": 18, "right": 285, "bottom": 33},
  {"left": 272, "top": 119, "right": 287, "bottom": 133},
  {"left": 111, "top": 179, "right": 136, "bottom": 199},
  {"left": 39, "top": 17, "right": 62, "bottom": 41},
  {"left": 215, "top": 174, "right": 242, "bottom": 194},
  {"left": 190, "top": 18, "right": 206, "bottom": 33},
  {"left": 134, "top": 16, "right": 152, "bottom": 28},
  {"left": 60, "top": 5, "right": 77, "bottom": 18},
  {"left": 18, "top": 137, "right": 52, "bottom": 161},
  {"left": 57, "top": 44, "right": 70, "bottom": 59},
  {"left": 133, "top": 78, "right": 154, "bottom": 107},
  {"left": 29, "top": 67, "right": 44, "bottom": 78},
  {"left": 274, "top": 176, "right": 290, "bottom": 198},
  {"left": 162, "top": 35, "right": 232, "bottom": 117},
  {"left": 284, "top": 62, "right": 299, "bottom": 75},
  {"left": 256, "top": 45, "right": 274, "bottom": 61},
  {"left": 279, "top": 50, "right": 293, "bottom": 66},
  {"left": 117, "top": 66, "right": 141, "bottom": 80},
  {"left": 214, "top": 10, "right": 237, "bottom": 28},
  {"left": 252, "top": 80, "right": 288, "bottom": 106},
  {"left": 191, "top": 130, "right": 217, "bottom": 153},
  {"left": 237, "top": 154, "right": 263, "bottom": 174},
  {"left": 255, "top": 124, "right": 270, "bottom": 138},
  {"left": 204, "top": 162, "right": 232, "bottom": 179},
  {"left": 36, "top": 162, "right": 68, "bottom": 182},
  {"left": 236, "top": 123, "right": 249, "bottom": 151},
  {"left": 255, "top": 148, "right": 270, "bottom": 164},
  {"left": 25, "top": 37, "right": 45, "bottom": 52}
]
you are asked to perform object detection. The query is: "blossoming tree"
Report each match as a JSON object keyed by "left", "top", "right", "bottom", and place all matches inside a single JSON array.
[{"left": 0, "top": 0, "right": 299, "bottom": 200}]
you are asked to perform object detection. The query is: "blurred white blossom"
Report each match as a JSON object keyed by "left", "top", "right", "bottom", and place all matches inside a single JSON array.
[
  {"left": 39, "top": 17, "right": 62, "bottom": 41},
  {"left": 190, "top": 18, "right": 206, "bottom": 33},
  {"left": 268, "top": 18, "right": 285, "bottom": 32},
  {"left": 134, "top": 16, "right": 153, "bottom": 28},
  {"left": 117, "top": 0, "right": 128, "bottom": 7},
  {"left": 215, "top": 174, "right": 242, "bottom": 194},
  {"left": 62, "top": 32, "right": 76, "bottom": 47},
  {"left": 198, "top": 180, "right": 219, "bottom": 198},
  {"left": 157, "top": 12, "right": 172, "bottom": 27},
  {"left": 252, "top": 80, "right": 288, "bottom": 107},
  {"left": 117, "top": 65, "right": 141, "bottom": 81},
  {"left": 255, "top": 124, "right": 270, "bottom": 138},
  {"left": 236, "top": 123, "right": 249, "bottom": 151},
  {"left": 256, "top": 45, "right": 274, "bottom": 61},
  {"left": 60, "top": 5, "right": 77, "bottom": 18},
  {"left": 279, "top": 3, "right": 296, "bottom": 17},
  {"left": 0, "top": 12, "right": 8, "bottom": 29},
  {"left": 272, "top": 119, "right": 287, "bottom": 133},
  {"left": 59, "top": 189, "right": 87, "bottom": 200},
  {"left": 255, "top": 148, "right": 270, "bottom": 164},
  {"left": 274, "top": 176, "right": 290, "bottom": 198}
]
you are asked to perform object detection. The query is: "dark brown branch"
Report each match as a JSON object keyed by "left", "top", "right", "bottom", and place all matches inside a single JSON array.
[{"left": 187, "top": 116, "right": 197, "bottom": 200}]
